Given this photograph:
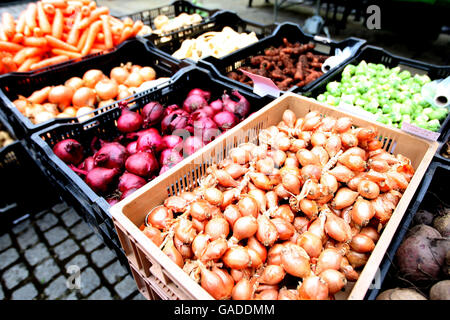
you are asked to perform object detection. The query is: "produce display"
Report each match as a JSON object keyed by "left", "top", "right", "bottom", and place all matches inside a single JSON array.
[
  {"left": 51, "top": 88, "right": 252, "bottom": 203},
  {"left": 150, "top": 13, "right": 203, "bottom": 35},
  {"left": 12, "top": 63, "right": 168, "bottom": 124},
  {"left": 228, "top": 39, "right": 328, "bottom": 91},
  {"left": 172, "top": 27, "right": 259, "bottom": 61},
  {"left": 316, "top": 61, "right": 449, "bottom": 132},
  {"left": 139, "top": 109, "right": 416, "bottom": 300},
  {"left": 441, "top": 138, "right": 450, "bottom": 159},
  {"left": 0, "top": 128, "right": 14, "bottom": 148},
  {"left": 0, "top": 0, "right": 146, "bottom": 74}
]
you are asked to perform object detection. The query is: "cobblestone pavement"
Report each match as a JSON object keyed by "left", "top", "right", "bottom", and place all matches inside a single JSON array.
[{"left": 0, "top": 202, "right": 145, "bottom": 300}]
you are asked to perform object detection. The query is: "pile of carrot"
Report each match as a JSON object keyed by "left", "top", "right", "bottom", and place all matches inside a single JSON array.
[{"left": 0, "top": 0, "right": 146, "bottom": 74}]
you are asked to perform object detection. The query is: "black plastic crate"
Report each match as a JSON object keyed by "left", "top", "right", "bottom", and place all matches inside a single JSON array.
[
  {"left": 120, "top": 0, "right": 220, "bottom": 33},
  {"left": 434, "top": 128, "right": 450, "bottom": 165},
  {"left": 0, "top": 38, "right": 191, "bottom": 139},
  {"left": 198, "top": 22, "right": 366, "bottom": 97},
  {"left": 145, "top": 10, "right": 277, "bottom": 62},
  {"left": 304, "top": 45, "right": 450, "bottom": 141},
  {"left": 365, "top": 159, "right": 450, "bottom": 300},
  {"left": 29, "top": 66, "right": 274, "bottom": 245}
]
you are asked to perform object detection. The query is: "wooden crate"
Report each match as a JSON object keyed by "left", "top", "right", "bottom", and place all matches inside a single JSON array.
[{"left": 110, "top": 92, "right": 438, "bottom": 300}]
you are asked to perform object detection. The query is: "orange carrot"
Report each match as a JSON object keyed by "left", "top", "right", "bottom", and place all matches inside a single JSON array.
[
  {"left": 67, "top": 12, "right": 82, "bottom": 45},
  {"left": 2, "top": 56, "right": 17, "bottom": 73},
  {"left": 43, "top": 4, "right": 56, "bottom": 15},
  {"left": 33, "top": 27, "right": 43, "bottom": 37},
  {"left": 25, "top": 3, "right": 38, "bottom": 30},
  {"left": 2, "top": 12, "right": 16, "bottom": 39},
  {"left": 45, "top": 35, "right": 78, "bottom": 52},
  {"left": 23, "top": 25, "right": 32, "bottom": 37},
  {"left": 81, "top": 20, "right": 102, "bottom": 55},
  {"left": 0, "top": 41, "right": 24, "bottom": 52},
  {"left": 89, "top": 48, "right": 103, "bottom": 54},
  {"left": 92, "top": 43, "right": 107, "bottom": 50},
  {"left": 122, "top": 17, "right": 133, "bottom": 28},
  {"left": 96, "top": 32, "right": 104, "bottom": 42},
  {"left": 37, "top": 1, "right": 52, "bottom": 34},
  {"left": 16, "top": 12, "right": 26, "bottom": 34},
  {"left": 13, "top": 47, "right": 44, "bottom": 65},
  {"left": 0, "top": 28, "right": 8, "bottom": 41},
  {"left": 23, "top": 37, "right": 47, "bottom": 47},
  {"left": 17, "top": 56, "right": 40, "bottom": 72},
  {"left": 101, "top": 15, "right": 113, "bottom": 49},
  {"left": 81, "top": 6, "right": 91, "bottom": 17},
  {"left": 119, "top": 26, "right": 133, "bottom": 43},
  {"left": 30, "top": 55, "right": 69, "bottom": 70},
  {"left": 42, "top": 0, "right": 68, "bottom": 8},
  {"left": 52, "top": 8, "right": 63, "bottom": 39},
  {"left": 28, "top": 86, "right": 52, "bottom": 104},
  {"left": 51, "top": 48, "right": 82, "bottom": 59},
  {"left": 78, "top": 7, "right": 109, "bottom": 29},
  {"left": 12, "top": 33, "right": 24, "bottom": 44},
  {"left": 88, "top": 1, "right": 97, "bottom": 10},
  {"left": 64, "top": 5, "right": 76, "bottom": 16},
  {"left": 131, "top": 20, "right": 143, "bottom": 36},
  {"left": 76, "top": 28, "right": 89, "bottom": 52}
]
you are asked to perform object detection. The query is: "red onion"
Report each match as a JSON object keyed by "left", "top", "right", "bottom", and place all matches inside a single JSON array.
[
  {"left": 231, "top": 90, "right": 250, "bottom": 118},
  {"left": 137, "top": 130, "right": 164, "bottom": 152},
  {"left": 85, "top": 167, "right": 120, "bottom": 194},
  {"left": 78, "top": 156, "right": 95, "bottom": 172},
  {"left": 162, "top": 135, "right": 183, "bottom": 150},
  {"left": 118, "top": 172, "right": 147, "bottom": 192},
  {"left": 53, "top": 139, "right": 84, "bottom": 165},
  {"left": 126, "top": 141, "right": 138, "bottom": 155},
  {"left": 126, "top": 128, "right": 160, "bottom": 141},
  {"left": 117, "top": 105, "right": 143, "bottom": 133},
  {"left": 187, "top": 88, "right": 211, "bottom": 101},
  {"left": 159, "top": 164, "right": 171, "bottom": 175},
  {"left": 93, "top": 142, "right": 128, "bottom": 169},
  {"left": 209, "top": 99, "right": 223, "bottom": 113},
  {"left": 120, "top": 188, "right": 138, "bottom": 200},
  {"left": 213, "top": 111, "right": 238, "bottom": 130},
  {"left": 163, "top": 104, "right": 180, "bottom": 117},
  {"left": 161, "top": 109, "right": 189, "bottom": 134},
  {"left": 190, "top": 108, "right": 215, "bottom": 122},
  {"left": 222, "top": 92, "right": 238, "bottom": 114},
  {"left": 142, "top": 102, "right": 164, "bottom": 128},
  {"left": 183, "top": 94, "right": 207, "bottom": 113},
  {"left": 125, "top": 151, "right": 159, "bottom": 178},
  {"left": 183, "top": 136, "right": 204, "bottom": 156},
  {"left": 107, "top": 198, "right": 119, "bottom": 206},
  {"left": 159, "top": 148, "right": 183, "bottom": 166},
  {"left": 192, "top": 117, "right": 221, "bottom": 143}
]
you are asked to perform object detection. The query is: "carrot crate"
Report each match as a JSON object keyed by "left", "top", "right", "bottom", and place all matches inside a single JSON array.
[{"left": 110, "top": 92, "right": 438, "bottom": 300}]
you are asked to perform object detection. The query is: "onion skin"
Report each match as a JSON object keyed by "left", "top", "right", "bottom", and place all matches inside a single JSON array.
[
  {"left": 200, "top": 267, "right": 227, "bottom": 300},
  {"left": 350, "top": 234, "right": 375, "bottom": 253},
  {"left": 201, "top": 238, "right": 228, "bottom": 262},
  {"left": 267, "top": 244, "right": 284, "bottom": 266},
  {"left": 247, "top": 236, "right": 267, "bottom": 263},
  {"left": 238, "top": 196, "right": 259, "bottom": 218},
  {"left": 259, "top": 265, "right": 285, "bottom": 285},
  {"left": 278, "top": 288, "right": 300, "bottom": 300},
  {"left": 142, "top": 226, "right": 164, "bottom": 246},
  {"left": 223, "top": 204, "right": 241, "bottom": 227},
  {"left": 358, "top": 180, "right": 380, "bottom": 200},
  {"left": 351, "top": 197, "right": 375, "bottom": 227},
  {"left": 271, "top": 218, "right": 295, "bottom": 240},
  {"left": 163, "top": 239, "right": 184, "bottom": 268},
  {"left": 232, "top": 216, "right": 258, "bottom": 241},
  {"left": 294, "top": 217, "right": 309, "bottom": 234},
  {"left": 273, "top": 204, "right": 294, "bottom": 223},
  {"left": 189, "top": 200, "right": 211, "bottom": 221},
  {"left": 331, "top": 188, "right": 359, "bottom": 209},
  {"left": 247, "top": 248, "right": 264, "bottom": 269},
  {"left": 222, "top": 246, "right": 251, "bottom": 270},
  {"left": 324, "top": 211, "right": 352, "bottom": 243},
  {"left": 248, "top": 189, "right": 267, "bottom": 213},
  {"left": 281, "top": 244, "right": 311, "bottom": 278},
  {"left": 192, "top": 233, "right": 210, "bottom": 259},
  {"left": 298, "top": 276, "right": 329, "bottom": 300},
  {"left": 346, "top": 250, "right": 368, "bottom": 269},
  {"left": 232, "top": 278, "right": 253, "bottom": 300},
  {"left": 316, "top": 248, "right": 343, "bottom": 274},
  {"left": 213, "top": 267, "right": 234, "bottom": 300},
  {"left": 205, "top": 217, "right": 229, "bottom": 240},
  {"left": 299, "top": 199, "right": 318, "bottom": 219},
  {"left": 256, "top": 215, "right": 278, "bottom": 247},
  {"left": 298, "top": 231, "right": 323, "bottom": 258},
  {"left": 360, "top": 226, "right": 380, "bottom": 242},
  {"left": 320, "top": 269, "right": 347, "bottom": 294},
  {"left": 174, "top": 218, "right": 197, "bottom": 244},
  {"left": 146, "top": 206, "right": 173, "bottom": 230}
]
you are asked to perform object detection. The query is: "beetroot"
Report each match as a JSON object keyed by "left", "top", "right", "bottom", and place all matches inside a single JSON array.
[
  {"left": 85, "top": 167, "right": 120, "bottom": 194},
  {"left": 53, "top": 139, "right": 84, "bottom": 165},
  {"left": 213, "top": 111, "right": 238, "bottom": 130},
  {"left": 142, "top": 102, "right": 164, "bottom": 128},
  {"left": 117, "top": 105, "right": 143, "bottom": 133},
  {"left": 187, "top": 88, "right": 211, "bottom": 101},
  {"left": 209, "top": 99, "right": 223, "bottom": 113},
  {"left": 118, "top": 172, "right": 147, "bottom": 192},
  {"left": 136, "top": 130, "right": 164, "bottom": 152},
  {"left": 161, "top": 109, "right": 189, "bottom": 134},
  {"left": 183, "top": 136, "right": 204, "bottom": 156},
  {"left": 78, "top": 156, "right": 95, "bottom": 172},
  {"left": 162, "top": 135, "right": 183, "bottom": 150},
  {"left": 183, "top": 94, "right": 207, "bottom": 113},
  {"left": 160, "top": 148, "right": 184, "bottom": 166},
  {"left": 125, "top": 151, "right": 159, "bottom": 178},
  {"left": 126, "top": 141, "right": 138, "bottom": 155},
  {"left": 94, "top": 142, "right": 128, "bottom": 169}
]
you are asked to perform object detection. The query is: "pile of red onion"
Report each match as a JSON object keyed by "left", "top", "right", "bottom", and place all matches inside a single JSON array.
[{"left": 52, "top": 88, "right": 251, "bottom": 204}]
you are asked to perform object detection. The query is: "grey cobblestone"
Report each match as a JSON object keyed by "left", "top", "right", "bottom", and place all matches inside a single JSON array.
[
  {"left": 61, "top": 208, "right": 81, "bottom": 228},
  {"left": 0, "top": 233, "right": 12, "bottom": 252},
  {"left": 65, "top": 254, "right": 88, "bottom": 270},
  {"left": 80, "top": 267, "right": 100, "bottom": 296},
  {"left": 12, "top": 219, "right": 31, "bottom": 235},
  {"left": 63, "top": 291, "right": 78, "bottom": 300},
  {"left": 3, "top": 263, "right": 28, "bottom": 289},
  {"left": 114, "top": 275, "right": 137, "bottom": 299},
  {"left": 12, "top": 283, "right": 38, "bottom": 300},
  {"left": 81, "top": 234, "right": 103, "bottom": 253},
  {"left": 52, "top": 202, "right": 69, "bottom": 214},
  {"left": 132, "top": 293, "right": 146, "bottom": 300},
  {"left": 36, "top": 212, "right": 58, "bottom": 232},
  {"left": 87, "top": 287, "right": 113, "bottom": 300},
  {"left": 54, "top": 239, "right": 79, "bottom": 261},
  {"left": 24, "top": 243, "right": 50, "bottom": 266},
  {"left": 0, "top": 285, "right": 4, "bottom": 299},
  {"left": 91, "top": 247, "right": 116, "bottom": 268},
  {"left": 34, "top": 259, "right": 60, "bottom": 284},
  {"left": 44, "top": 276, "right": 68, "bottom": 300},
  {"left": 70, "top": 221, "right": 93, "bottom": 240},
  {"left": 17, "top": 226, "right": 38, "bottom": 250},
  {"left": 102, "top": 260, "right": 127, "bottom": 285},
  {"left": 44, "top": 226, "right": 69, "bottom": 246},
  {"left": 0, "top": 248, "right": 19, "bottom": 270}
]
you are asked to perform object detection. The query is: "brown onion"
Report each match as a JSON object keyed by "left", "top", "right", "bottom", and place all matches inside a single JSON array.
[
  {"left": 192, "top": 233, "right": 210, "bottom": 259},
  {"left": 282, "top": 173, "right": 301, "bottom": 195},
  {"left": 259, "top": 265, "right": 285, "bottom": 285},
  {"left": 200, "top": 266, "right": 227, "bottom": 300},
  {"left": 284, "top": 156, "right": 300, "bottom": 168},
  {"left": 282, "top": 109, "right": 296, "bottom": 127},
  {"left": 341, "top": 132, "right": 358, "bottom": 149},
  {"left": 213, "top": 267, "right": 234, "bottom": 300},
  {"left": 254, "top": 289, "right": 278, "bottom": 300},
  {"left": 347, "top": 174, "right": 365, "bottom": 191},
  {"left": 247, "top": 248, "right": 264, "bottom": 269},
  {"left": 201, "top": 238, "right": 228, "bottom": 262},
  {"left": 278, "top": 287, "right": 300, "bottom": 300},
  {"left": 324, "top": 210, "right": 352, "bottom": 243},
  {"left": 316, "top": 248, "right": 343, "bottom": 274},
  {"left": 204, "top": 187, "right": 224, "bottom": 206},
  {"left": 308, "top": 217, "right": 326, "bottom": 242},
  {"left": 311, "top": 132, "right": 327, "bottom": 147},
  {"left": 238, "top": 196, "right": 259, "bottom": 218},
  {"left": 247, "top": 236, "right": 267, "bottom": 263},
  {"left": 174, "top": 218, "right": 197, "bottom": 244},
  {"left": 325, "top": 135, "right": 342, "bottom": 157},
  {"left": 250, "top": 172, "right": 272, "bottom": 191},
  {"left": 273, "top": 204, "right": 294, "bottom": 223},
  {"left": 351, "top": 197, "right": 375, "bottom": 227},
  {"left": 299, "top": 199, "right": 318, "bottom": 219},
  {"left": 223, "top": 204, "right": 241, "bottom": 228},
  {"left": 270, "top": 149, "right": 287, "bottom": 168},
  {"left": 301, "top": 165, "right": 322, "bottom": 182},
  {"left": 275, "top": 184, "right": 291, "bottom": 199},
  {"left": 272, "top": 218, "right": 295, "bottom": 240},
  {"left": 142, "top": 226, "right": 164, "bottom": 246},
  {"left": 281, "top": 244, "right": 311, "bottom": 278},
  {"left": 222, "top": 246, "right": 251, "bottom": 269},
  {"left": 267, "top": 243, "right": 284, "bottom": 265},
  {"left": 321, "top": 173, "right": 339, "bottom": 195},
  {"left": 298, "top": 275, "right": 329, "bottom": 300},
  {"left": 319, "top": 117, "right": 336, "bottom": 132},
  {"left": 164, "top": 196, "right": 188, "bottom": 213},
  {"left": 296, "top": 149, "right": 320, "bottom": 167},
  {"left": 221, "top": 189, "right": 239, "bottom": 211},
  {"left": 329, "top": 165, "right": 356, "bottom": 183},
  {"left": 232, "top": 278, "right": 253, "bottom": 300},
  {"left": 360, "top": 226, "right": 380, "bottom": 242},
  {"left": 229, "top": 147, "right": 251, "bottom": 164},
  {"left": 173, "top": 235, "right": 193, "bottom": 259},
  {"left": 289, "top": 139, "right": 307, "bottom": 153},
  {"left": 192, "top": 217, "right": 205, "bottom": 232},
  {"left": 205, "top": 217, "right": 229, "bottom": 240},
  {"left": 298, "top": 231, "right": 323, "bottom": 258},
  {"left": 232, "top": 216, "right": 258, "bottom": 241},
  {"left": 146, "top": 206, "right": 173, "bottom": 230},
  {"left": 311, "top": 146, "right": 329, "bottom": 167},
  {"left": 163, "top": 238, "right": 184, "bottom": 268},
  {"left": 302, "top": 116, "right": 322, "bottom": 131},
  {"left": 320, "top": 269, "right": 347, "bottom": 294},
  {"left": 358, "top": 180, "right": 380, "bottom": 200},
  {"left": 335, "top": 117, "right": 352, "bottom": 133},
  {"left": 331, "top": 188, "right": 359, "bottom": 209},
  {"left": 339, "top": 154, "right": 366, "bottom": 172},
  {"left": 212, "top": 168, "right": 238, "bottom": 188},
  {"left": 346, "top": 250, "right": 368, "bottom": 269},
  {"left": 256, "top": 215, "right": 278, "bottom": 246},
  {"left": 256, "top": 157, "right": 275, "bottom": 175},
  {"left": 294, "top": 217, "right": 309, "bottom": 234},
  {"left": 224, "top": 163, "right": 247, "bottom": 179},
  {"left": 340, "top": 257, "right": 359, "bottom": 281},
  {"left": 190, "top": 200, "right": 211, "bottom": 221},
  {"left": 350, "top": 234, "right": 375, "bottom": 253},
  {"left": 248, "top": 189, "right": 267, "bottom": 213}
]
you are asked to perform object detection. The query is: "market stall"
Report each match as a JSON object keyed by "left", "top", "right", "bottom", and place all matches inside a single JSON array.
[{"left": 0, "top": 0, "right": 448, "bottom": 302}]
